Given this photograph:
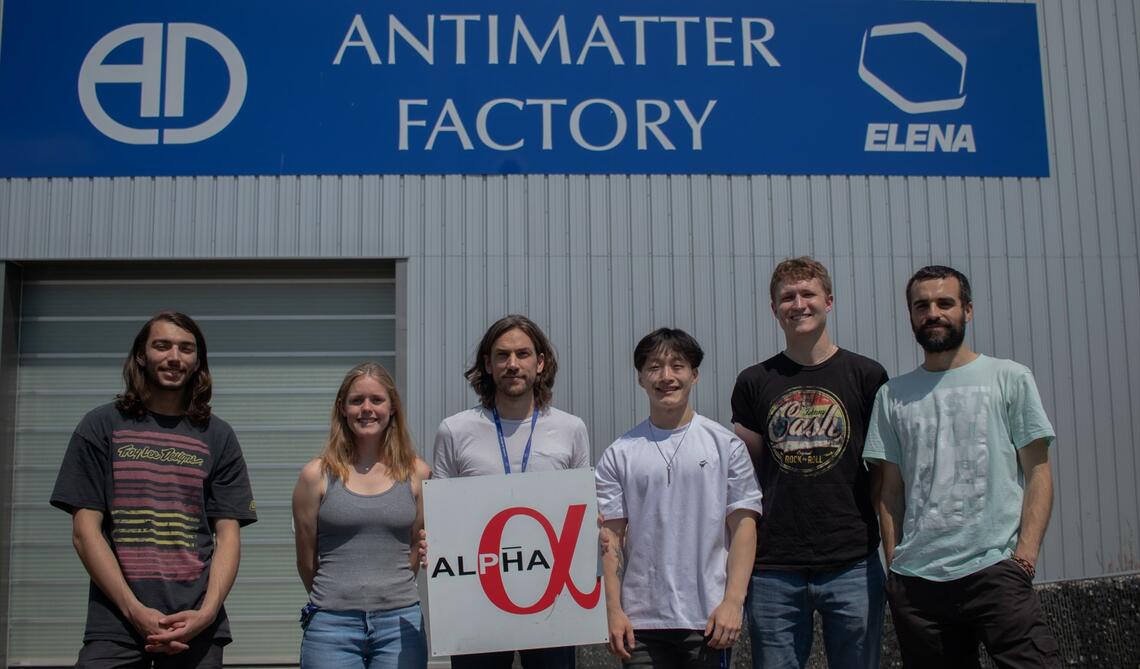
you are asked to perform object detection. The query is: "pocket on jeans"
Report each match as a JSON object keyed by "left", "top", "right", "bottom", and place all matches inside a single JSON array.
[
  {"left": 883, "top": 571, "right": 910, "bottom": 608},
  {"left": 1029, "top": 631, "right": 1061, "bottom": 662},
  {"left": 1002, "top": 558, "right": 1035, "bottom": 585},
  {"left": 299, "top": 604, "right": 320, "bottom": 630}
]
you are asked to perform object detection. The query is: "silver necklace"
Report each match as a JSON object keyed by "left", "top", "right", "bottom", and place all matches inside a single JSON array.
[{"left": 648, "top": 418, "right": 693, "bottom": 485}]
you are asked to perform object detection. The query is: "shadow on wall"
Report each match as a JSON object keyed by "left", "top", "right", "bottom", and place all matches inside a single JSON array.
[{"left": 575, "top": 573, "right": 1140, "bottom": 668}]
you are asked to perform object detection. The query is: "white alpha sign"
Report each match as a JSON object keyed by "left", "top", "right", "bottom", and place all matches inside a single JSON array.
[
  {"left": 422, "top": 468, "right": 607, "bottom": 657},
  {"left": 78, "top": 22, "right": 247, "bottom": 145}
]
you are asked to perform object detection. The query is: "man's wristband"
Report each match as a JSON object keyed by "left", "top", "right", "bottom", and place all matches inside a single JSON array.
[{"left": 1012, "top": 555, "right": 1036, "bottom": 578}]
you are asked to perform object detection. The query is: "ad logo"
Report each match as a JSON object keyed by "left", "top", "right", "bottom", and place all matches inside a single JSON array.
[
  {"left": 858, "top": 21, "right": 975, "bottom": 154},
  {"left": 78, "top": 23, "right": 246, "bottom": 145}
]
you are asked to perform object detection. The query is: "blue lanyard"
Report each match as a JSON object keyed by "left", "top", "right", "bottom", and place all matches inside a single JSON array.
[{"left": 492, "top": 407, "right": 539, "bottom": 474}]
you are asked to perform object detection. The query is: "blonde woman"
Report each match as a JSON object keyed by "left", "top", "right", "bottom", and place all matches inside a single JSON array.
[{"left": 293, "top": 362, "right": 431, "bottom": 668}]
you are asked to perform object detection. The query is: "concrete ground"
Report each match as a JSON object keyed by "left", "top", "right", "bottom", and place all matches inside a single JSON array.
[{"left": 571, "top": 572, "right": 1140, "bottom": 668}]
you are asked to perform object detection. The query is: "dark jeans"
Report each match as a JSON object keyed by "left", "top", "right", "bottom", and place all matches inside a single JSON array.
[
  {"left": 449, "top": 646, "right": 575, "bottom": 669},
  {"left": 625, "top": 629, "right": 730, "bottom": 669},
  {"left": 886, "top": 559, "right": 1061, "bottom": 669},
  {"left": 746, "top": 557, "right": 885, "bottom": 669},
  {"left": 76, "top": 638, "right": 224, "bottom": 669}
]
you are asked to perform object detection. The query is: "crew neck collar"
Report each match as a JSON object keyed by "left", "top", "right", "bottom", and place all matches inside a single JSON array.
[
  {"left": 781, "top": 347, "right": 843, "bottom": 370},
  {"left": 919, "top": 353, "right": 986, "bottom": 375}
]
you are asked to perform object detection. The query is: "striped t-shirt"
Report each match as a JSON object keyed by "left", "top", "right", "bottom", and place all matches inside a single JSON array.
[{"left": 51, "top": 403, "right": 257, "bottom": 644}]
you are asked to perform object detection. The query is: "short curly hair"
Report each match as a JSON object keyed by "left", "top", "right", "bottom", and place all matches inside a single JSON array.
[{"left": 769, "top": 257, "right": 833, "bottom": 302}]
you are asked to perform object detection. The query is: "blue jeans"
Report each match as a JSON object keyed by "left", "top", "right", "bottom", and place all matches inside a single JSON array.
[
  {"left": 300, "top": 604, "right": 427, "bottom": 669},
  {"left": 746, "top": 557, "right": 885, "bottom": 669}
]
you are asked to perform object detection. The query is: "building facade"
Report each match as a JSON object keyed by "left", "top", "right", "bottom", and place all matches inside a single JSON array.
[{"left": 1, "top": 0, "right": 1138, "bottom": 665}]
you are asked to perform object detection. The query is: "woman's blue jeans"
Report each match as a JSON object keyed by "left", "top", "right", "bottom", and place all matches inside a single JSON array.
[{"left": 300, "top": 603, "right": 427, "bottom": 669}]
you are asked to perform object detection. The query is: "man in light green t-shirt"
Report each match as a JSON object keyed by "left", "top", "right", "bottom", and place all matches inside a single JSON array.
[{"left": 864, "top": 266, "right": 1061, "bottom": 669}]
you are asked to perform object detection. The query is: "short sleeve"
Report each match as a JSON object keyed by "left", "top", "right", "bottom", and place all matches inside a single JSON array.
[
  {"left": 1006, "top": 367, "right": 1056, "bottom": 450},
  {"left": 571, "top": 419, "right": 591, "bottom": 469},
  {"left": 594, "top": 446, "right": 625, "bottom": 521},
  {"left": 863, "top": 385, "right": 900, "bottom": 464},
  {"left": 431, "top": 420, "right": 456, "bottom": 479},
  {"left": 725, "top": 438, "right": 763, "bottom": 516},
  {"left": 205, "top": 427, "right": 257, "bottom": 526},
  {"left": 50, "top": 429, "right": 110, "bottom": 515},
  {"left": 864, "top": 363, "right": 890, "bottom": 418},
  {"left": 730, "top": 370, "right": 765, "bottom": 436}
]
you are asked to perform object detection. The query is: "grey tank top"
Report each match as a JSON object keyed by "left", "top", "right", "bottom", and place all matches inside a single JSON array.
[{"left": 310, "top": 475, "right": 419, "bottom": 611}]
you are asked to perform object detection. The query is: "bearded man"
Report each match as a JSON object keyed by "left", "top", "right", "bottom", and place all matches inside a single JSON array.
[
  {"left": 431, "top": 314, "right": 590, "bottom": 668},
  {"left": 864, "top": 266, "right": 1061, "bottom": 668}
]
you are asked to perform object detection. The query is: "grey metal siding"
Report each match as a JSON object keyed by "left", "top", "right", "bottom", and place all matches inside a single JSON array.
[{"left": 1, "top": 0, "right": 1138, "bottom": 583}]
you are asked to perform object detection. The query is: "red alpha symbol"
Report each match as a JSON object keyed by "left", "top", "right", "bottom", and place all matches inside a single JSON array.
[{"left": 477, "top": 504, "right": 602, "bottom": 614}]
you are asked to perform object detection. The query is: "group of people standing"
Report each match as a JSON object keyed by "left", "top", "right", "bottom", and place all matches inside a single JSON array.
[
  {"left": 50, "top": 257, "right": 1061, "bottom": 669},
  {"left": 594, "top": 259, "right": 1059, "bottom": 669}
]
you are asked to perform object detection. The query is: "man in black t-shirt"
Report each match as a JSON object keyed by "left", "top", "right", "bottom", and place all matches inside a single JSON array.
[
  {"left": 51, "top": 312, "right": 256, "bottom": 668},
  {"left": 731, "top": 258, "right": 887, "bottom": 669}
]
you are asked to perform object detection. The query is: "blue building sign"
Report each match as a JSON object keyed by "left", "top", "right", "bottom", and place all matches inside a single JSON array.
[{"left": 0, "top": 0, "right": 1048, "bottom": 177}]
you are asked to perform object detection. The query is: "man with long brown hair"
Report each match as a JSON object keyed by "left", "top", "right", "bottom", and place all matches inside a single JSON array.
[
  {"left": 432, "top": 314, "right": 590, "bottom": 668},
  {"left": 51, "top": 312, "right": 256, "bottom": 668}
]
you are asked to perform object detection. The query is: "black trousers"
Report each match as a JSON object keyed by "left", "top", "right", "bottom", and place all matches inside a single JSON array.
[
  {"left": 625, "top": 629, "right": 730, "bottom": 669},
  {"left": 76, "top": 638, "right": 224, "bottom": 669},
  {"left": 449, "top": 646, "right": 576, "bottom": 669},
  {"left": 886, "top": 559, "right": 1060, "bottom": 669}
]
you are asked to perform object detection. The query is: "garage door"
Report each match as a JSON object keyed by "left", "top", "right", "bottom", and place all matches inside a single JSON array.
[{"left": 9, "top": 261, "right": 399, "bottom": 665}]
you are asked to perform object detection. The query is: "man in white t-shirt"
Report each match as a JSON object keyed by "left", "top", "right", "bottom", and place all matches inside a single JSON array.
[
  {"left": 432, "top": 314, "right": 590, "bottom": 669},
  {"left": 864, "top": 266, "right": 1061, "bottom": 668},
  {"left": 596, "top": 328, "right": 762, "bottom": 668}
]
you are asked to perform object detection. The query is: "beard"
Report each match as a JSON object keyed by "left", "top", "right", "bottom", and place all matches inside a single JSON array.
[
  {"left": 496, "top": 374, "right": 534, "bottom": 398},
  {"left": 913, "top": 318, "right": 967, "bottom": 353}
]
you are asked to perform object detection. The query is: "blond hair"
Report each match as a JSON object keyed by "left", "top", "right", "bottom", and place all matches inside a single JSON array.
[{"left": 320, "top": 362, "right": 416, "bottom": 482}]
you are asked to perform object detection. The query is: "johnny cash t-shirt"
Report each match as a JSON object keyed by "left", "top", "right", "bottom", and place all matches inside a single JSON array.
[{"left": 732, "top": 349, "right": 887, "bottom": 569}]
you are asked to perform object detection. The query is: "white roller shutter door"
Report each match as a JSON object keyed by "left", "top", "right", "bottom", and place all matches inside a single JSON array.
[{"left": 9, "top": 262, "right": 398, "bottom": 665}]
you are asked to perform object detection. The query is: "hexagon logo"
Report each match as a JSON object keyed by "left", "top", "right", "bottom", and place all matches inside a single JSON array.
[{"left": 858, "top": 22, "right": 966, "bottom": 114}]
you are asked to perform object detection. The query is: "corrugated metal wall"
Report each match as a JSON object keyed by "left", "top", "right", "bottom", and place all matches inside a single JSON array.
[{"left": 1, "top": 0, "right": 1137, "bottom": 583}]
